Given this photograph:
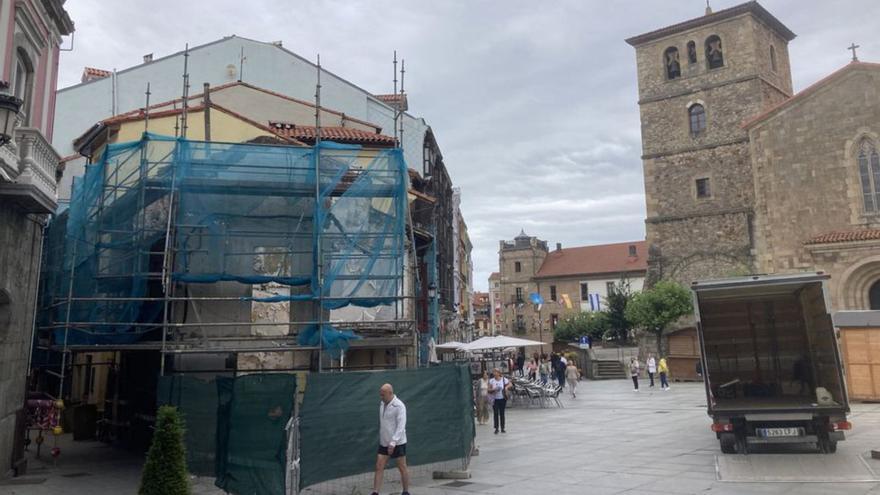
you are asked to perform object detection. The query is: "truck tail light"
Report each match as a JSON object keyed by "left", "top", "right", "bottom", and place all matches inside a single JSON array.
[
  {"left": 711, "top": 423, "right": 734, "bottom": 432},
  {"left": 828, "top": 421, "right": 852, "bottom": 431}
]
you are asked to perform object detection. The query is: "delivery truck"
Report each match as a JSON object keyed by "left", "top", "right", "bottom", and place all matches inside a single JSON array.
[{"left": 691, "top": 273, "right": 850, "bottom": 454}]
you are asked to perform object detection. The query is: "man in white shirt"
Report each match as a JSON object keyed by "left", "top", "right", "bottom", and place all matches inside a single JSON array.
[{"left": 372, "top": 383, "right": 410, "bottom": 495}]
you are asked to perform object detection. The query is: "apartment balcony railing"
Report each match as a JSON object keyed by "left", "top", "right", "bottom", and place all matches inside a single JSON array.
[{"left": 0, "top": 126, "right": 60, "bottom": 213}]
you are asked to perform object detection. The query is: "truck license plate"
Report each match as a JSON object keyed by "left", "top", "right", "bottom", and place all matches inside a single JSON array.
[{"left": 757, "top": 427, "right": 803, "bottom": 438}]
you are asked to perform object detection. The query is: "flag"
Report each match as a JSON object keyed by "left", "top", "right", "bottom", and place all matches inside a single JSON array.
[
  {"left": 561, "top": 293, "right": 573, "bottom": 309},
  {"left": 529, "top": 292, "right": 544, "bottom": 305},
  {"left": 589, "top": 293, "right": 602, "bottom": 312}
]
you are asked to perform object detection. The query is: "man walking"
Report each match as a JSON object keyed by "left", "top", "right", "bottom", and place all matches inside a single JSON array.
[{"left": 372, "top": 383, "right": 410, "bottom": 495}]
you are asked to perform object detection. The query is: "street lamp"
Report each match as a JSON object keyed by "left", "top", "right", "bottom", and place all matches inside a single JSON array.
[{"left": 0, "top": 93, "right": 22, "bottom": 146}]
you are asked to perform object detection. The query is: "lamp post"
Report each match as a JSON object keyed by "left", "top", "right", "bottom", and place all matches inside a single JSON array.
[{"left": 0, "top": 92, "right": 22, "bottom": 146}]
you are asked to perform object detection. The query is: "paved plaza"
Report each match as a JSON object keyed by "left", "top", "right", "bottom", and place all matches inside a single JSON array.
[{"left": 2, "top": 379, "right": 879, "bottom": 495}]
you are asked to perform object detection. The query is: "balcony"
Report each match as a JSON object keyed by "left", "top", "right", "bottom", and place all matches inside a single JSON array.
[{"left": 0, "top": 127, "right": 60, "bottom": 213}]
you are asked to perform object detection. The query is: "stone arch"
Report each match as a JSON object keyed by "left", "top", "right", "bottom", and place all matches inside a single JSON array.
[
  {"left": 667, "top": 253, "right": 751, "bottom": 285},
  {"left": 837, "top": 255, "right": 880, "bottom": 309}
]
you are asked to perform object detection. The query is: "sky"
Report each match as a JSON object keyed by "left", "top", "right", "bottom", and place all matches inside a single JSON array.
[{"left": 57, "top": 0, "right": 880, "bottom": 291}]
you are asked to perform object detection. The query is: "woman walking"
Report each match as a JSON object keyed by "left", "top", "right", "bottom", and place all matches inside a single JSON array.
[
  {"left": 565, "top": 360, "right": 580, "bottom": 398},
  {"left": 539, "top": 358, "right": 550, "bottom": 385},
  {"left": 488, "top": 368, "right": 511, "bottom": 434},
  {"left": 630, "top": 357, "right": 640, "bottom": 392},
  {"left": 646, "top": 353, "right": 657, "bottom": 388},
  {"left": 658, "top": 356, "right": 670, "bottom": 391},
  {"left": 476, "top": 371, "right": 491, "bottom": 425}
]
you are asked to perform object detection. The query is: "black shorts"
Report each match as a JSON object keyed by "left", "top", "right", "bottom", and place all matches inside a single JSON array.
[{"left": 377, "top": 443, "right": 407, "bottom": 458}]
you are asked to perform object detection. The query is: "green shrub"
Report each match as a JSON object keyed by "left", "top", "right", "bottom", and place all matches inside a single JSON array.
[{"left": 140, "top": 405, "right": 189, "bottom": 495}]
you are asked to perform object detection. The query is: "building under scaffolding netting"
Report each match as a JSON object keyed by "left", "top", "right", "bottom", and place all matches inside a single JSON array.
[{"left": 34, "top": 133, "right": 414, "bottom": 443}]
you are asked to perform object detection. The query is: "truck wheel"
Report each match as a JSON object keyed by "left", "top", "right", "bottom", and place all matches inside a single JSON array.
[
  {"left": 818, "top": 436, "right": 838, "bottom": 454},
  {"left": 720, "top": 433, "right": 736, "bottom": 454}
]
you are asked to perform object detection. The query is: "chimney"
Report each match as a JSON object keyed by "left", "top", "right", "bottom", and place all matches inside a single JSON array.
[
  {"left": 705, "top": 1, "right": 712, "bottom": 15},
  {"left": 143, "top": 53, "right": 153, "bottom": 63},
  {"left": 556, "top": 242, "right": 562, "bottom": 251}
]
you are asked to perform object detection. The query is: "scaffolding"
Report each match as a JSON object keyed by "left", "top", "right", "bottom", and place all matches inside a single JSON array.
[{"left": 36, "top": 132, "right": 413, "bottom": 393}]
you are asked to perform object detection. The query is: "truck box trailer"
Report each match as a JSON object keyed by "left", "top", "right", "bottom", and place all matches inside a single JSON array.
[{"left": 691, "top": 273, "right": 850, "bottom": 454}]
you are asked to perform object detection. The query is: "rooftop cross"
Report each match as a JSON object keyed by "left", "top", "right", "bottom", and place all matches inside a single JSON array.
[{"left": 848, "top": 43, "right": 860, "bottom": 62}]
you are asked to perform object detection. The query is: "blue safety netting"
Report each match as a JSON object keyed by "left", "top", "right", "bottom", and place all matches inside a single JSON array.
[{"left": 40, "top": 133, "right": 408, "bottom": 347}]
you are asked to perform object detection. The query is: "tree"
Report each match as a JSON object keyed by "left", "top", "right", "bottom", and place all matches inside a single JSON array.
[
  {"left": 554, "top": 311, "right": 609, "bottom": 343},
  {"left": 140, "top": 405, "right": 189, "bottom": 495},
  {"left": 605, "top": 277, "right": 635, "bottom": 343},
  {"left": 625, "top": 280, "right": 693, "bottom": 355}
]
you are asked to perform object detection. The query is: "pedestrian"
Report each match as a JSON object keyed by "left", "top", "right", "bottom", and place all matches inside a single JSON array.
[
  {"left": 646, "top": 353, "right": 657, "bottom": 388},
  {"left": 556, "top": 357, "right": 567, "bottom": 390},
  {"left": 539, "top": 358, "right": 550, "bottom": 385},
  {"left": 659, "top": 357, "right": 670, "bottom": 391},
  {"left": 476, "top": 371, "right": 490, "bottom": 425},
  {"left": 488, "top": 368, "right": 511, "bottom": 434},
  {"left": 630, "top": 357, "right": 640, "bottom": 392},
  {"left": 516, "top": 353, "right": 525, "bottom": 377},
  {"left": 371, "top": 383, "right": 410, "bottom": 495},
  {"left": 565, "top": 360, "right": 580, "bottom": 398},
  {"left": 527, "top": 359, "right": 537, "bottom": 381}
]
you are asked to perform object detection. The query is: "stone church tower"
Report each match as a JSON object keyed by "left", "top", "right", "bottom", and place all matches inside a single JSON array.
[{"left": 626, "top": 2, "right": 796, "bottom": 284}]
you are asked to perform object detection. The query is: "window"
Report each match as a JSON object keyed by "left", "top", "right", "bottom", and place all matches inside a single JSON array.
[
  {"left": 706, "top": 35, "right": 724, "bottom": 69},
  {"left": 580, "top": 282, "right": 589, "bottom": 301},
  {"left": 551, "top": 314, "right": 559, "bottom": 330},
  {"left": 870, "top": 280, "right": 880, "bottom": 310},
  {"left": 687, "top": 41, "right": 697, "bottom": 65},
  {"left": 550, "top": 285, "right": 557, "bottom": 302},
  {"left": 13, "top": 48, "right": 34, "bottom": 126},
  {"left": 664, "top": 47, "right": 681, "bottom": 80},
  {"left": 696, "top": 178, "right": 711, "bottom": 198},
  {"left": 689, "top": 104, "right": 707, "bottom": 136},
  {"left": 770, "top": 45, "right": 778, "bottom": 72},
  {"left": 515, "top": 287, "right": 523, "bottom": 303},
  {"left": 858, "top": 139, "right": 880, "bottom": 213},
  {"left": 515, "top": 314, "right": 525, "bottom": 332},
  {"left": 628, "top": 245, "right": 637, "bottom": 257},
  {"left": 606, "top": 281, "right": 615, "bottom": 294},
  {"left": 515, "top": 261, "right": 522, "bottom": 273}
]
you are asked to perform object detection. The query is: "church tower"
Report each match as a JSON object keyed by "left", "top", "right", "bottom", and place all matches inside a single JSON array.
[{"left": 626, "top": 2, "right": 795, "bottom": 283}]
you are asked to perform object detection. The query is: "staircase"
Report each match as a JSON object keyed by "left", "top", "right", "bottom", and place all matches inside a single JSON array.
[{"left": 594, "top": 360, "right": 625, "bottom": 379}]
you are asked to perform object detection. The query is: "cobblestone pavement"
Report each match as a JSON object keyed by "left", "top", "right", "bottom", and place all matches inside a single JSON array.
[{"left": 2, "top": 380, "right": 879, "bottom": 494}]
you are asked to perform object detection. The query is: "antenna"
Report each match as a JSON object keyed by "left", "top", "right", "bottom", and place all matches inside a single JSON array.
[
  {"left": 143, "top": 82, "right": 151, "bottom": 133},
  {"left": 180, "top": 44, "right": 190, "bottom": 138},
  {"left": 398, "top": 58, "right": 405, "bottom": 150},
  {"left": 239, "top": 46, "right": 245, "bottom": 82},
  {"left": 392, "top": 50, "right": 398, "bottom": 145}
]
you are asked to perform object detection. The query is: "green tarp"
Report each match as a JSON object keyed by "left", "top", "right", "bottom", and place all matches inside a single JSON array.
[
  {"left": 157, "top": 375, "right": 224, "bottom": 475},
  {"left": 299, "top": 364, "right": 475, "bottom": 489}
]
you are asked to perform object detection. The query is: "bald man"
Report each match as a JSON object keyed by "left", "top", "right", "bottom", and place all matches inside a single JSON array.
[{"left": 371, "top": 383, "right": 409, "bottom": 495}]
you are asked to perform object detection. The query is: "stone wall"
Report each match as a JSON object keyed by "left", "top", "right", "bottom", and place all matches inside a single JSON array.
[
  {"left": 497, "top": 241, "right": 547, "bottom": 335},
  {"left": 749, "top": 66, "right": 880, "bottom": 309},
  {"left": 0, "top": 205, "right": 43, "bottom": 477}
]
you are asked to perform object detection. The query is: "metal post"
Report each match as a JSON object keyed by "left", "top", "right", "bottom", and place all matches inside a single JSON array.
[
  {"left": 203, "top": 82, "right": 211, "bottom": 140},
  {"left": 398, "top": 59, "right": 405, "bottom": 150},
  {"left": 160, "top": 142, "right": 179, "bottom": 376},
  {"left": 314, "top": 54, "right": 323, "bottom": 372},
  {"left": 180, "top": 44, "right": 190, "bottom": 138},
  {"left": 58, "top": 241, "right": 78, "bottom": 398},
  {"left": 392, "top": 51, "right": 398, "bottom": 145},
  {"left": 143, "top": 82, "right": 151, "bottom": 133}
]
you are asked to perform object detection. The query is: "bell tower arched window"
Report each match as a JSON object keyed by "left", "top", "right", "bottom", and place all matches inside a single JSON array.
[
  {"left": 705, "top": 35, "right": 724, "bottom": 69},
  {"left": 664, "top": 47, "right": 681, "bottom": 80},
  {"left": 857, "top": 139, "right": 880, "bottom": 213},
  {"left": 770, "top": 45, "right": 778, "bottom": 72},
  {"left": 687, "top": 41, "right": 697, "bottom": 65},
  {"left": 689, "top": 104, "right": 706, "bottom": 136}
]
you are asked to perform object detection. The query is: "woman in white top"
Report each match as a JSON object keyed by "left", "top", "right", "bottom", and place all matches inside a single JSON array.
[
  {"left": 476, "top": 371, "right": 490, "bottom": 425},
  {"left": 646, "top": 353, "right": 657, "bottom": 388},
  {"left": 488, "top": 368, "right": 511, "bottom": 434}
]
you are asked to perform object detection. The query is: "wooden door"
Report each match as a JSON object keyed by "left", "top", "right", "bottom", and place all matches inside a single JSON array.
[{"left": 840, "top": 327, "right": 880, "bottom": 401}]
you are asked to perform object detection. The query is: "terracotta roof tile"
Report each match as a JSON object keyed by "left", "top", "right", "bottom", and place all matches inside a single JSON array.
[
  {"left": 82, "top": 67, "right": 112, "bottom": 78},
  {"left": 268, "top": 121, "right": 396, "bottom": 146},
  {"left": 373, "top": 93, "right": 408, "bottom": 111},
  {"left": 805, "top": 229, "right": 880, "bottom": 245},
  {"left": 535, "top": 241, "right": 647, "bottom": 279}
]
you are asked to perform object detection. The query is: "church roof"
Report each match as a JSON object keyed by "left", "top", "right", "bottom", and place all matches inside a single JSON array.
[
  {"left": 534, "top": 241, "right": 647, "bottom": 279},
  {"left": 805, "top": 229, "right": 880, "bottom": 245},
  {"left": 625, "top": 1, "right": 795, "bottom": 47},
  {"left": 743, "top": 61, "right": 880, "bottom": 129}
]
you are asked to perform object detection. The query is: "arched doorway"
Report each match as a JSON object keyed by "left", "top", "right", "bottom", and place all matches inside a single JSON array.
[{"left": 870, "top": 280, "right": 880, "bottom": 310}]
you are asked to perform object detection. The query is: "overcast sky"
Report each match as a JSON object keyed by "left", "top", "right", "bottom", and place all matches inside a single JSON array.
[{"left": 57, "top": 0, "right": 879, "bottom": 291}]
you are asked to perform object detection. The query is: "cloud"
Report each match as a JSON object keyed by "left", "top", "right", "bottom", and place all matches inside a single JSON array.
[{"left": 57, "top": 0, "right": 880, "bottom": 291}]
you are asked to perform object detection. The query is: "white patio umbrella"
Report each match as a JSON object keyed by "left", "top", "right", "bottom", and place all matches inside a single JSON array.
[
  {"left": 460, "top": 335, "right": 547, "bottom": 352},
  {"left": 435, "top": 341, "right": 466, "bottom": 350}
]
